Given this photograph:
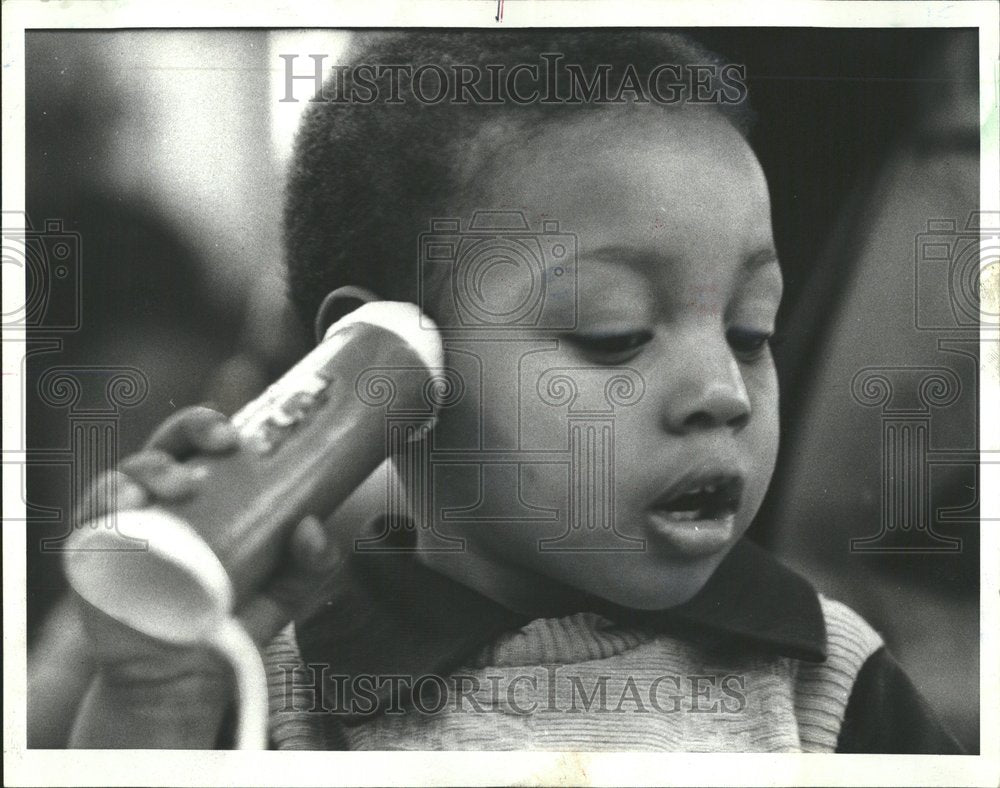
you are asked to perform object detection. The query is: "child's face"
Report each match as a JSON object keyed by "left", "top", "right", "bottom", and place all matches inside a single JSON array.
[{"left": 415, "top": 108, "right": 782, "bottom": 610}]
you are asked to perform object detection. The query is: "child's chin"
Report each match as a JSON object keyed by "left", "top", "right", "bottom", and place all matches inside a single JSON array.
[{"left": 584, "top": 559, "right": 720, "bottom": 611}]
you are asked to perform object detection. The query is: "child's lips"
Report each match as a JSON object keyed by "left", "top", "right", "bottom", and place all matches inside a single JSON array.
[
  {"left": 645, "top": 510, "right": 737, "bottom": 558},
  {"left": 645, "top": 472, "right": 743, "bottom": 558}
]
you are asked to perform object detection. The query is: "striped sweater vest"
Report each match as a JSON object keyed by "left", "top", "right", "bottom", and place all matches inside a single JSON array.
[{"left": 263, "top": 595, "right": 882, "bottom": 751}]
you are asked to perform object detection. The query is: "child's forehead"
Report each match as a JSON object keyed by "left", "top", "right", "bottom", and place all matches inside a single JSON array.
[
  {"left": 456, "top": 108, "right": 766, "bottom": 221},
  {"left": 440, "top": 108, "right": 777, "bottom": 317}
]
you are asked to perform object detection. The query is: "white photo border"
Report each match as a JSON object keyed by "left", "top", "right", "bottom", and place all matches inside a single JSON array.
[{"left": 3, "top": 1, "right": 998, "bottom": 785}]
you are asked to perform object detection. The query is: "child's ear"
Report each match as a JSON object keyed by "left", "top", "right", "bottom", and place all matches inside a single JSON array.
[{"left": 313, "top": 286, "right": 381, "bottom": 342}]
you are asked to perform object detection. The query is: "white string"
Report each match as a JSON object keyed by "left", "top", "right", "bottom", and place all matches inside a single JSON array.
[{"left": 205, "top": 618, "right": 270, "bottom": 750}]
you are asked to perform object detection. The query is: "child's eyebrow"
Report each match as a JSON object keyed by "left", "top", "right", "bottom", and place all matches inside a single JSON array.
[
  {"left": 579, "top": 245, "right": 649, "bottom": 264},
  {"left": 579, "top": 245, "right": 781, "bottom": 273}
]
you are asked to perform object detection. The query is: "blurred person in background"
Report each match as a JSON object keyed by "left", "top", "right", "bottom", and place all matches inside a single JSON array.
[
  {"left": 757, "top": 30, "right": 981, "bottom": 749},
  {"left": 24, "top": 32, "right": 304, "bottom": 746}
]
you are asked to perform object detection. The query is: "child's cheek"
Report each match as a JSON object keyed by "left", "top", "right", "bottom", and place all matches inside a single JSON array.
[
  {"left": 743, "top": 357, "right": 781, "bottom": 503},
  {"left": 747, "top": 356, "right": 780, "bottom": 449}
]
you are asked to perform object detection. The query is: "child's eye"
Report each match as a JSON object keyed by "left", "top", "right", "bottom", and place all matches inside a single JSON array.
[
  {"left": 570, "top": 330, "right": 653, "bottom": 364},
  {"left": 726, "top": 327, "right": 772, "bottom": 360},
  {"left": 726, "top": 327, "right": 773, "bottom": 361}
]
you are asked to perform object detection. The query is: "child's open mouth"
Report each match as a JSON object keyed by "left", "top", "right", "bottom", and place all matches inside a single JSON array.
[{"left": 646, "top": 474, "right": 744, "bottom": 557}]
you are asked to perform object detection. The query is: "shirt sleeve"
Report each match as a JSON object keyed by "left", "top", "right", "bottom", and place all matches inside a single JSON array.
[{"left": 836, "top": 646, "right": 966, "bottom": 754}]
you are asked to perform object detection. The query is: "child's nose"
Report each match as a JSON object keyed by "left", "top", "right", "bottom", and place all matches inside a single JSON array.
[{"left": 660, "top": 353, "right": 751, "bottom": 435}]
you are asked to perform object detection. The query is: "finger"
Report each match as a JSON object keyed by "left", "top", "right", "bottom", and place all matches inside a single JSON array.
[
  {"left": 73, "top": 470, "right": 150, "bottom": 523},
  {"left": 235, "top": 515, "right": 346, "bottom": 647},
  {"left": 236, "top": 591, "right": 295, "bottom": 648},
  {"left": 118, "top": 450, "right": 206, "bottom": 501},
  {"left": 145, "top": 406, "right": 237, "bottom": 459},
  {"left": 290, "top": 514, "right": 343, "bottom": 574},
  {"left": 71, "top": 592, "right": 230, "bottom": 684}
]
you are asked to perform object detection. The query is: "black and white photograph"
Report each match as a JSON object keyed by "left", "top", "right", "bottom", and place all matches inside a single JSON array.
[{"left": 3, "top": 1, "right": 998, "bottom": 785}]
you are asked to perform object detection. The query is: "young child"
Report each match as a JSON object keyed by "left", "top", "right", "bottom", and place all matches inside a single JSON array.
[{"left": 62, "top": 30, "right": 962, "bottom": 752}]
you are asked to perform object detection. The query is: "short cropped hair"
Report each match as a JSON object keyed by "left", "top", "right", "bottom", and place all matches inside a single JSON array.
[{"left": 284, "top": 30, "right": 754, "bottom": 330}]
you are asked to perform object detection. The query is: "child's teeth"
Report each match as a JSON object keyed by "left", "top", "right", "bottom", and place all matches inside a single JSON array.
[{"left": 662, "top": 510, "right": 699, "bottom": 521}]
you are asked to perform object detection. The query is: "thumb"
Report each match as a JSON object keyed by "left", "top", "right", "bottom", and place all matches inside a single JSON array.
[{"left": 235, "top": 514, "right": 346, "bottom": 647}]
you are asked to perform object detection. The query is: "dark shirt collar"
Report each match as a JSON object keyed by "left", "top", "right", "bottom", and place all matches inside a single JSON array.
[
  {"left": 618, "top": 537, "right": 827, "bottom": 663},
  {"left": 295, "top": 522, "right": 827, "bottom": 699}
]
